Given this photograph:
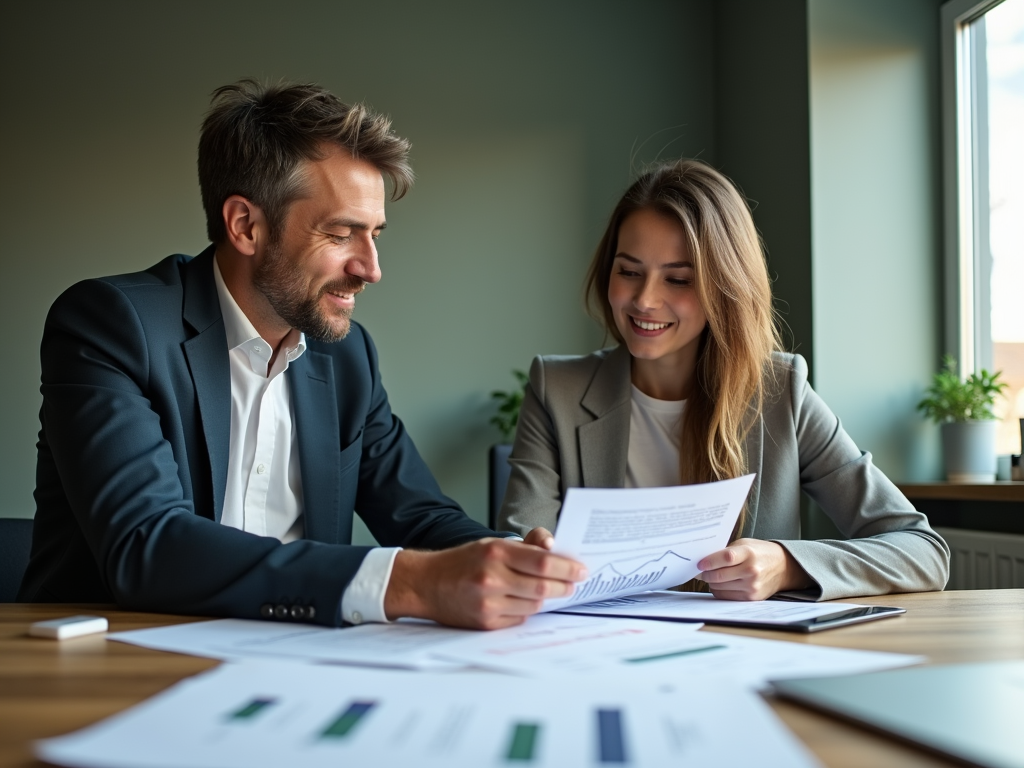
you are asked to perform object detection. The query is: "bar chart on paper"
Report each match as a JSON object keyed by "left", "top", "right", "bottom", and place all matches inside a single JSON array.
[{"left": 37, "top": 660, "right": 820, "bottom": 768}]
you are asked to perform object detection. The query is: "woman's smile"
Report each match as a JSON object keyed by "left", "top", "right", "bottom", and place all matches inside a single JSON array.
[{"left": 629, "top": 315, "right": 675, "bottom": 335}]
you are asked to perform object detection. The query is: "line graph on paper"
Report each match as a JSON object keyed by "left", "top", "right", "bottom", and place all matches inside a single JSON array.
[
  {"left": 568, "top": 550, "right": 691, "bottom": 603},
  {"left": 543, "top": 476, "right": 756, "bottom": 612}
]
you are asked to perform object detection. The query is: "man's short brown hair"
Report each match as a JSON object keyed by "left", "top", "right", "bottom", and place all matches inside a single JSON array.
[{"left": 198, "top": 79, "right": 413, "bottom": 243}]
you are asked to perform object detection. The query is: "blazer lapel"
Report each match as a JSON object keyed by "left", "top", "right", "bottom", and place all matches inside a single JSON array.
[
  {"left": 182, "top": 248, "right": 231, "bottom": 523},
  {"left": 288, "top": 350, "right": 342, "bottom": 544},
  {"left": 578, "top": 346, "right": 631, "bottom": 488},
  {"left": 741, "top": 417, "right": 764, "bottom": 537}
]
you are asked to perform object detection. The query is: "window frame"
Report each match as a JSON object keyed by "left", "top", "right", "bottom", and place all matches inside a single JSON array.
[{"left": 941, "top": 0, "right": 1006, "bottom": 374}]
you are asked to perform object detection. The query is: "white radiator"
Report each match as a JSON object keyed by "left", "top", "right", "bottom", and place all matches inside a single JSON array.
[{"left": 934, "top": 527, "right": 1024, "bottom": 590}]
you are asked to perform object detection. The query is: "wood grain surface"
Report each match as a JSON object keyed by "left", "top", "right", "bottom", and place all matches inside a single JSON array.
[
  {"left": 897, "top": 482, "right": 1024, "bottom": 502},
  {"left": 2, "top": 591, "right": 1022, "bottom": 768}
]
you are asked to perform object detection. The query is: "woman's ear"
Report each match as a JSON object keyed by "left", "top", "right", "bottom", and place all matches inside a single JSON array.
[{"left": 221, "top": 195, "right": 267, "bottom": 257}]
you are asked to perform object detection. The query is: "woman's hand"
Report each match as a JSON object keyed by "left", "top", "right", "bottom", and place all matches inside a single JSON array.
[{"left": 697, "top": 538, "right": 812, "bottom": 601}]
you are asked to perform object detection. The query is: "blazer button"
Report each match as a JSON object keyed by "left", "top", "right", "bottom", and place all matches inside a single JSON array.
[
  {"left": 274, "top": 605, "right": 289, "bottom": 619},
  {"left": 260, "top": 604, "right": 274, "bottom": 619},
  {"left": 306, "top": 606, "right": 315, "bottom": 620},
  {"left": 290, "top": 605, "right": 304, "bottom": 620}
]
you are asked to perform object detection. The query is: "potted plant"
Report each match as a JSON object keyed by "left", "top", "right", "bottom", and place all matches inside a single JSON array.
[
  {"left": 917, "top": 356, "right": 1007, "bottom": 483},
  {"left": 488, "top": 370, "right": 528, "bottom": 527}
]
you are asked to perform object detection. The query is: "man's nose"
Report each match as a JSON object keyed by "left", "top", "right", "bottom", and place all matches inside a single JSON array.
[{"left": 347, "top": 237, "right": 382, "bottom": 284}]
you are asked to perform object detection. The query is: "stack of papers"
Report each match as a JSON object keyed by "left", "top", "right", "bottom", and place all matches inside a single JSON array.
[{"left": 557, "top": 590, "right": 905, "bottom": 631}]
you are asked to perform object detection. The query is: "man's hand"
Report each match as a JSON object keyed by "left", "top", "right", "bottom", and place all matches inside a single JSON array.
[
  {"left": 523, "top": 526, "right": 555, "bottom": 550},
  {"left": 383, "top": 532, "right": 586, "bottom": 630},
  {"left": 697, "top": 538, "right": 812, "bottom": 601}
]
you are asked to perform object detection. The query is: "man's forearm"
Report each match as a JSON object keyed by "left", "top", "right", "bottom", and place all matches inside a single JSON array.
[{"left": 383, "top": 549, "right": 431, "bottom": 621}]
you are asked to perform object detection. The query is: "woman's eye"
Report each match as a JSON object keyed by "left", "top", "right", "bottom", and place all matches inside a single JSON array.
[
  {"left": 616, "top": 268, "right": 640, "bottom": 278},
  {"left": 667, "top": 277, "right": 692, "bottom": 286}
]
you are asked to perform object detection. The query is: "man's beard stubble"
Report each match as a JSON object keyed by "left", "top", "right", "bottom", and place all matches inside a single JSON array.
[{"left": 253, "top": 239, "right": 365, "bottom": 343}]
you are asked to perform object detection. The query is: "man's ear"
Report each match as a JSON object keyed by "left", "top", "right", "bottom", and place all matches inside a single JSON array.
[{"left": 221, "top": 196, "right": 267, "bottom": 256}]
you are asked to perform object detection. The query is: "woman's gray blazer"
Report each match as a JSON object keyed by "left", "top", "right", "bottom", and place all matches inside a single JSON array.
[{"left": 498, "top": 346, "right": 949, "bottom": 601}]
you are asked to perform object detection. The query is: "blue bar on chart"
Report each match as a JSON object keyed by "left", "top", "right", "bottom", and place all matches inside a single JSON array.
[
  {"left": 228, "top": 698, "right": 276, "bottom": 720},
  {"left": 505, "top": 722, "right": 541, "bottom": 762},
  {"left": 596, "top": 708, "right": 628, "bottom": 763},
  {"left": 321, "top": 701, "right": 376, "bottom": 739}
]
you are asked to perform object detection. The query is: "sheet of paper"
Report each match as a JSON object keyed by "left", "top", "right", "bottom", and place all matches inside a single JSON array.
[
  {"left": 557, "top": 590, "right": 881, "bottom": 625},
  {"left": 109, "top": 618, "right": 471, "bottom": 670},
  {"left": 109, "top": 614, "right": 701, "bottom": 675},
  {"left": 543, "top": 474, "right": 755, "bottom": 611},
  {"left": 37, "top": 659, "right": 821, "bottom": 768},
  {"left": 431, "top": 613, "right": 704, "bottom": 675},
  {"left": 599, "top": 630, "right": 924, "bottom": 691}
]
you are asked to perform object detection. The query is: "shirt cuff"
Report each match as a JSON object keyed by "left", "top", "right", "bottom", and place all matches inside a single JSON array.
[{"left": 340, "top": 547, "right": 401, "bottom": 625}]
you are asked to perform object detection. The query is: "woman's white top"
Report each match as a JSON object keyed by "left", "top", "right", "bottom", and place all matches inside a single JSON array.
[{"left": 624, "top": 384, "right": 686, "bottom": 488}]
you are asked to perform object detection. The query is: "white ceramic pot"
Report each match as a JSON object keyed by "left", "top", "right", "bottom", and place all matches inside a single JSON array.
[{"left": 941, "top": 420, "right": 997, "bottom": 482}]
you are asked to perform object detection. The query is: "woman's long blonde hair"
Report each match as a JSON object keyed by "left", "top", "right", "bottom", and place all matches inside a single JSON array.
[{"left": 585, "top": 159, "right": 781, "bottom": 532}]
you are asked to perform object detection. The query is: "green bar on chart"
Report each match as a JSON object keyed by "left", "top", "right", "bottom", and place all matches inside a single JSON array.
[
  {"left": 229, "top": 698, "right": 276, "bottom": 720},
  {"left": 625, "top": 644, "right": 726, "bottom": 664},
  {"left": 321, "top": 701, "right": 376, "bottom": 739},
  {"left": 506, "top": 723, "right": 540, "bottom": 762}
]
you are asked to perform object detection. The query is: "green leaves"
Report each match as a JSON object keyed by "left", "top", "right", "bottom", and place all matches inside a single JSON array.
[
  {"left": 916, "top": 355, "right": 1007, "bottom": 423},
  {"left": 490, "top": 369, "right": 529, "bottom": 443}
]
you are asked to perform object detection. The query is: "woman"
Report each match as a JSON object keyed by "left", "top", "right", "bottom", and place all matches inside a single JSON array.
[{"left": 499, "top": 159, "right": 948, "bottom": 601}]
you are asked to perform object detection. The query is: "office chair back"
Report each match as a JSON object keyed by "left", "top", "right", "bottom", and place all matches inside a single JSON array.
[
  {"left": 488, "top": 444, "right": 513, "bottom": 530},
  {"left": 0, "top": 518, "right": 34, "bottom": 602}
]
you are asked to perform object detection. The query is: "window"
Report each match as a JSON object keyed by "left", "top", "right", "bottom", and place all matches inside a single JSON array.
[{"left": 942, "top": 0, "right": 1024, "bottom": 454}]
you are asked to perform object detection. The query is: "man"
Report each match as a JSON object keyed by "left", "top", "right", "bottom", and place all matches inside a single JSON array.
[{"left": 20, "top": 79, "right": 584, "bottom": 629}]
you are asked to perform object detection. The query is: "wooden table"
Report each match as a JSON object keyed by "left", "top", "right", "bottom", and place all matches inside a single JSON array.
[
  {"left": 2, "top": 591, "right": 1023, "bottom": 768},
  {"left": 896, "top": 482, "right": 1024, "bottom": 503}
]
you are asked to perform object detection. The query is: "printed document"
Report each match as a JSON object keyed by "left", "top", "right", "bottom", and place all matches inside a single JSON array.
[
  {"left": 429, "top": 613, "right": 704, "bottom": 675},
  {"left": 542, "top": 474, "right": 755, "bottom": 611},
  {"left": 37, "top": 659, "right": 821, "bottom": 768},
  {"left": 109, "top": 618, "right": 471, "bottom": 670},
  {"left": 599, "top": 630, "right": 924, "bottom": 691}
]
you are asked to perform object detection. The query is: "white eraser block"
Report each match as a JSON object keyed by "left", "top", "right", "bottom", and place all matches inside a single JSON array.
[{"left": 29, "top": 615, "right": 109, "bottom": 640}]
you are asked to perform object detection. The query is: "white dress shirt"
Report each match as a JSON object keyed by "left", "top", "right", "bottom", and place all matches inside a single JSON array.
[
  {"left": 625, "top": 385, "right": 686, "bottom": 488},
  {"left": 212, "top": 259, "right": 398, "bottom": 624}
]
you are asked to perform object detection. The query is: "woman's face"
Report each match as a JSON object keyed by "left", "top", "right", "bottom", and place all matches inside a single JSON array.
[{"left": 608, "top": 208, "right": 708, "bottom": 376}]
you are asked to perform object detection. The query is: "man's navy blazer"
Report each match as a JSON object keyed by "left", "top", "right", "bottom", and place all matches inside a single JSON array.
[{"left": 20, "top": 248, "right": 495, "bottom": 624}]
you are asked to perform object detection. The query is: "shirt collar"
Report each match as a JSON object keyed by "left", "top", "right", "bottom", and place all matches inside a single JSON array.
[{"left": 212, "top": 255, "right": 307, "bottom": 370}]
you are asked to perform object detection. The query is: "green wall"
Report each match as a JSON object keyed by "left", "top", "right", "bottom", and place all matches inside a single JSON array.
[
  {"left": 0, "top": 1, "right": 717, "bottom": 539},
  {"left": 714, "top": 0, "right": 815, "bottom": 374},
  {"left": 809, "top": 0, "right": 944, "bottom": 483}
]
